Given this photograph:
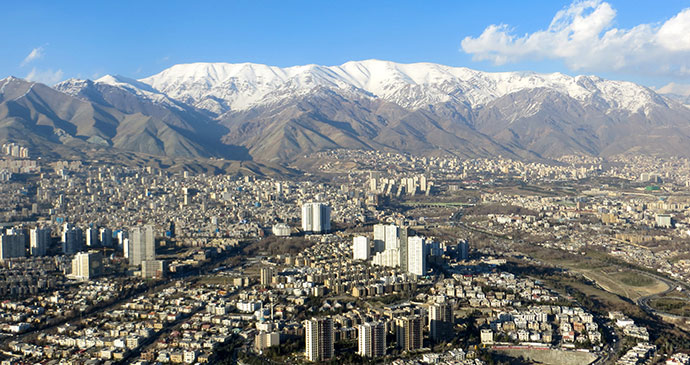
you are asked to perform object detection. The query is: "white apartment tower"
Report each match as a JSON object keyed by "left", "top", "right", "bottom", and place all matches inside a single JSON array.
[
  {"left": 373, "top": 224, "right": 399, "bottom": 253},
  {"left": 30, "top": 227, "right": 50, "bottom": 256},
  {"left": 305, "top": 317, "right": 334, "bottom": 362},
  {"left": 301, "top": 202, "right": 331, "bottom": 233},
  {"left": 407, "top": 236, "right": 427, "bottom": 276},
  {"left": 86, "top": 227, "right": 99, "bottom": 247},
  {"left": 353, "top": 236, "right": 369, "bottom": 260},
  {"left": 358, "top": 322, "right": 386, "bottom": 358}
]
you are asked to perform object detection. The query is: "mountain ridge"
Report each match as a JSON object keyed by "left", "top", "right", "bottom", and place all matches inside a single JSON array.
[
  {"left": 1, "top": 59, "right": 690, "bottom": 165},
  {"left": 133, "top": 60, "right": 671, "bottom": 116}
]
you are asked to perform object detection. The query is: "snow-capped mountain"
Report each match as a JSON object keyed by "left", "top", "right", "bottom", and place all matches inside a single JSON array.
[
  {"left": 3, "top": 59, "right": 690, "bottom": 164},
  {"left": 56, "top": 75, "right": 189, "bottom": 112},
  {"left": 137, "top": 59, "right": 669, "bottom": 116}
]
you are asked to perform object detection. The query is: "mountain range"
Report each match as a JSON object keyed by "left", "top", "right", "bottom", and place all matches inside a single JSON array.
[{"left": 2, "top": 59, "right": 690, "bottom": 165}]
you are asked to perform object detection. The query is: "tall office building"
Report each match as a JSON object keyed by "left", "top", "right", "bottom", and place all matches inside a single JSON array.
[
  {"left": 100, "top": 228, "right": 113, "bottom": 247},
  {"left": 429, "top": 302, "right": 454, "bottom": 342},
  {"left": 86, "top": 227, "right": 99, "bottom": 247},
  {"left": 0, "top": 231, "right": 25, "bottom": 260},
  {"left": 407, "top": 236, "right": 427, "bottom": 276},
  {"left": 458, "top": 240, "right": 469, "bottom": 261},
  {"left": 129, "top": 225, "right": 155, "bottom": 266},
  {"left": 395, "top": 316, "right": 423, "bottom": 351},
  {"left": 305, "top": 317, "right": 334, "bottom": 362},
  {"left": 301, "top": 203, "right": 331, "bottom": 233},
  {"left": 358, "top": 322, "right": 386, "bottom": 358},
  {"left": 70, "top": 251, "right": 103, "bottom": 280},
  {"left": 30, "top": 227, "right": 50, "bottom": 256},
  {"left": 399, "top": 226, "right": 409, "bottom": 272},
  {"left": 353, "top": 236, "right": 370, "bottom": 260},
  {"left": 61, "top": 223, "right": 83, "bottom": 255},
  {"left": 260, "top": 266, "right": 274, "bottom": 286}
]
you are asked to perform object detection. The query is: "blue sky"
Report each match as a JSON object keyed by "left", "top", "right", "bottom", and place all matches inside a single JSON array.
[{"left": 3, "top": 0, "right": 690, "bottom": 91}]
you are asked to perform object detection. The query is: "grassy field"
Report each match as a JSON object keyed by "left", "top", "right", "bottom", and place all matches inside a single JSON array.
[
  {"left": 518, "top": 246, "right": 669, "bottom": 302},
  {"left": 650, "top": 297, "right": 690, "bottom": 317},
  {"left": 578, "top": 268, "right": 668, "bottom": 301}
]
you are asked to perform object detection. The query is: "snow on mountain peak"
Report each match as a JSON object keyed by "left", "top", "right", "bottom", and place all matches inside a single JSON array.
[{"left": 134, "top": 60, "right": 663, "bottom": 115}]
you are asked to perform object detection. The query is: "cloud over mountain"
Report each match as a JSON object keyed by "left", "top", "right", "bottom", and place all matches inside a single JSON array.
[{"left": 461, "top": 0, "right": 690, "bottom": 77}]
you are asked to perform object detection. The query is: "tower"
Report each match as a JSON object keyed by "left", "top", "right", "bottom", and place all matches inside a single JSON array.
[
  {"left": 261, "top": 266, "right": 274, "bottom": 286},
  {"left": 429, "top": 302, "right": 454, "bottom": 342},
  {"left": 0, "top": 231, "right": 25, "bottom": 260},
  {"left": 395, "top": 316, "right": 423, "bottom": 351},
  {"left": 459, "top": 240, "right": 469, "bottom": 260},
  {"left": 353, "top": 236, "right": 369, "bottom": 260},
  {"left": 86, "top": 227, "right": 99, "bottom": 247},
  {"left": 399, "top": 226, "right": 409, "bottom": 272},
  {"left": 99, "top": 228, "right": 113, "bottom": 247},
  {"left": 358, "top": 322, "right": 386, "bottom": 358},
  {"left": 129, "top": 225, "right": 155, "bottom": 266},
  {"left": 301, "top": 202, "right": 331, "bottom": 233},
  {"left": 407, "top": 236, "right": 427, "bottom": 276},
  {"left": 305, "top": 317, "right": 334, "bottom": 362},
  {"left": 70, "top": 251, "right": 103, "bottom": 280},
  {"left": 30, "top": 227, "right": 50, "bottom": 256},
  {"left": 61, "top": 223, "right": 83, "bottom": 255}
]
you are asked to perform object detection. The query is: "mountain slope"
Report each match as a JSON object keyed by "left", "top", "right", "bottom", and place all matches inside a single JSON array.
[
  {"left": 0, "top": 77, "right": 235, "bottom": 159},
  {"left": 2, "top": 59, "right": 690, "bottom": 164},
  {"left": 138, "top": 60, "right": 669, "bottom": 116}
]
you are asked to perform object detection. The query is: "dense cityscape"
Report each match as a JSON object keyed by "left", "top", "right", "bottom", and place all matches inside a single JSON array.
[{"left": 1, "top": 145, "right": 690, "bottom": 364}]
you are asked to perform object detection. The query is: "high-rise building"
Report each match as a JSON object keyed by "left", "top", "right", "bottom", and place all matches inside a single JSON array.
[
  {"left": 458, "top": 240, "right": 469, "bottom": 261},
  {"left": 358, "top": 322, "right": 386, "bottom": 358},
  {"left": 129, "top": 225, "right": 155, "bottom": 266},
  {"left": 141, "top": 260, "right": 167, "bottom": 279},
  {"left": 399, "top": 226, "right": 409, "bottom": 272},
  {"left": 353, "top": 236, "right": 369, "bottom": 260},
  {"left": 30, "top": 227, "right": 50, "bottom": 256},
  {"left": 656, "top": 214, "right": 673, "bottom": 228},
  {"left": 407, "top": 236, "right": 427, "bottom": 276},
  {"left": 70, "top": 251, "right": 103, "bottom": 280},
  {"left": 255, "top": 331, "right": 281, "bottom": 352},
  {"left": 260, "top": 266, "right": 274, "bottom": 286},
  {"left": 0, "top": 231, "right": 25, "bottom": 260},
  {"left": 305, "top": 317, "right": 334, "bottom": 362},
  {"left": 86, "top": 227, "right": 99, "bottom": 247},
  {"left": 373, "top": 224, "right": 399, "bottom": 253},
  {"left": 301, "top": 203, "right": 331, "bottom": 233},
  {"left": 100, "top": 228, "right": 113, "bottom": 247},
  {"left": 429, "top": 302, "right": 454, "bottom": 342},
  {"left": 395, "top": 316, "right": 423, "bottom": 351},
  {"left": 117, "top": 230, "right": 128, "bottom": 252},
  {"left": 373, "top": 224, "right": 402, "bottom": 267},
  {"left": 61, "top": 223, "right": 83, "bottom": 255}
]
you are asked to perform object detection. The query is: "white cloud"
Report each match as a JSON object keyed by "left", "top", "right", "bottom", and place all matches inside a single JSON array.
[
  {"left": 25, "top": 68, "right": 65, "bottom": 85},
  {"left": 657, "top": 82, "right": 690, "bottom": 97},
  {"left": 461, "top": 0, "right": 690, "bottom": 77},
  {"left": 20, "top": 47, "right": 44, "bottom": 67}
]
